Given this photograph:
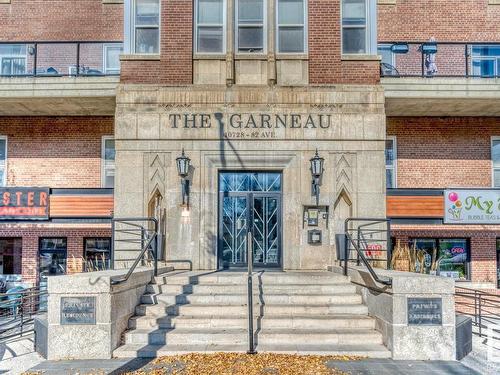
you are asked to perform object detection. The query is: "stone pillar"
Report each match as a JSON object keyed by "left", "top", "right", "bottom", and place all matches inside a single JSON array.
[
  {"left": 36, "top": 267, "right": 160, "bottom": 360},
  {"left": 332, "top": 265, "right": 457, "bottom": 360}
]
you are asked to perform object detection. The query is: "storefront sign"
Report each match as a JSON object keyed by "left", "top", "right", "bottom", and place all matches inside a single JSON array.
[
  {"left": 60, "top": 296, "right": 96, "bottom": 325},
  {"left": 0, "top": 187, "right": 49, "bottom": 220},
  {"left": 444, "top": 189, "right": 500, "bottom": 224},
  {"left": 408, "top": 297, "right": 443, "bottom": 326}
]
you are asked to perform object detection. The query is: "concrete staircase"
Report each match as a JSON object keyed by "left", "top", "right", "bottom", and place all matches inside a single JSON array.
[{"left": 113, "top": 271, "right": 391, "bottom": 358}]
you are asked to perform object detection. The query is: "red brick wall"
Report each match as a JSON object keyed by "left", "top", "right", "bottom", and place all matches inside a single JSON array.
[
  {"left": 0, "top": 225, "right": 111, "bottom": 285},
  {"left": 392, "top": 224, "right": 499, "bottom": 285},
  {"left": 378, "top": 0, "right": 500, "bottom": 42},
  {"left": 0, "top": 117, "right": 113, "bottom": 188},
  {"left": 0, "top": 0, "right": 122, "bottom": 41},
  {"left": 387, "top": 117, "right": 498, "bottom": 189},
  {"left": 308, "top": 0, "right": 380, "bottom": 84},
  {"left": 120, "top": 0, "right": 192, "bottom": 84}
]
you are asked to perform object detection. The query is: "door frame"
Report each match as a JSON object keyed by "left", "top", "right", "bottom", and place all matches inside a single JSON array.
[{"left": 217, "top": 171, "right": 283, "bottom": 270}]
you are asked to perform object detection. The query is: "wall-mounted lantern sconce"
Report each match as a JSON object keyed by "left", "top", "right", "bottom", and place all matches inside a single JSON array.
[
  {"left": 176, "top": 149, "right": 191, "bottom": 207},
  {"left": 310, "top": 149, "right": 324, "bottom": 206}
]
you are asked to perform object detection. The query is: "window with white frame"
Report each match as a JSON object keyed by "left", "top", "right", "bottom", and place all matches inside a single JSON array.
[
  {"left": 342, "top": 0, "right": 368, "bottom": 54},
  {"left": 0, "top": 44, "right": 26, "bottom": 76},
  {"left": 236, "top": 0, "right": 266, "bottom": 53},
  {"left": 133, "top": 0, "right": 160, "bottom": 54},
  {"left": 385, "top": 137, "right": 396, "bottom": 189},
  {"left": 277, "top": 0, "right": 307, "bottom": 53},
  {"left": 195, "top": 0, "right": 225, "bottom": 53},
  {"left": 103, "top": 44, "right": 123, "bottom": 74},
  {"left": 0, "top": 137, "right": 6, "bottom": 187},
  {"left": 102, "top": 137, "right": 115, "bottom": 189},
  {"left": 492, "top": 137, "right": 500, "bottom": 187}
]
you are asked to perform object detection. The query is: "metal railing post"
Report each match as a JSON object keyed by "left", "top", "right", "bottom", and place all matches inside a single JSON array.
[
  {"left": 387, "top": 220, "right": 392, "bottom": 269},
  {"left": 247, "top": 230, "right": 256, "bottom": 354},
  {"left": 478, "top": 294, "right": 482, "bottom": 337},
  {"left": 344, "top": 220, "right": 349, "bottom": 276},
  {"left": 421, "top": 49, "right": 425, "bottom": 77},
  {"left": 110, "top": 220, "right": 115, "bottom": 270},
  {"left": 465, "top": 44, "right": 469, "bottom": 77},
  {"left": 76, "top": 42, "right": 80, "bottom": 76},
  {"left": 33, "top": 43, "right": 38, "bottom": 77}
]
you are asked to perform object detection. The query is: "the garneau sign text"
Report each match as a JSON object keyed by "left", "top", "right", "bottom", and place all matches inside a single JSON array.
[{"left": 168, "top": 113, "right": 338, "bottom": 129}]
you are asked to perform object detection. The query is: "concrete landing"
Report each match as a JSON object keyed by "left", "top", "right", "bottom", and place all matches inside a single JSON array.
[{"left": 28, "top": 358, "right": 481, "bottom": 375}]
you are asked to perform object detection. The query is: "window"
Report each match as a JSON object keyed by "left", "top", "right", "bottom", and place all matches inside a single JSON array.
[
  {"left": 378, "top": 44, "right": 394, "bottom": 66},
  {"left": 134, "top": 0, "right": 160, "bottom": 54},
  {"left": 0, "top": 137, "right": 6, "bottom": 187},
  {"left": 385, "top": 137, "right": 396, "bottom": 189},
  {"left": 103, "top": 44, "right": 123, "bottom": 74},
  {"left": 0, "top": 44, "right": 26, "bottom": 76},
  {"left": 84, "top": 238, "right": 111, "bottom": 271},
  {"left": 472, "top": 45, "right": 500, "bottom": 77},
  {"left": 236, "top": 0, "right": 266, "bottom": 53},
  {"left": 195, "top": 0, "right": 226, "bottom": 53},
  {"left": 102, "top": 136, "right": 115, "bottom": 188},
  {"left": 410, "top": 238, "right": 470, "bottom": 281},
  {"left": 342, "top": 0, "right": 367, "bottom": 54},
  {"left": 492, "top": 137, "right": 500, "bottom": 187},
  {"left": 39, "top": 238, "right": 67, "bottom": 284},
  {"left": 0, "top": 238, "right": 22, "bottom": 277},
  {"left": 277, "top": 0, "right": 307, "bottom": 53}
]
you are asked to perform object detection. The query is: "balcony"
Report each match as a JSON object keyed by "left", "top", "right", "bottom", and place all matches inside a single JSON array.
[
  {"left": 380, "top": 42, "right": 500, "bottom": 116},
  {"left": 0, "top": 42, "right": 122, "bottom": 116}
]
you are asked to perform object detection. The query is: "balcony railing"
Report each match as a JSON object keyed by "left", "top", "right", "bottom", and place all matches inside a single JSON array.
[
  {"left": 379, "top": 42, "right": 500, "bottom": 78},
  {"left": 0, "top": 41, "right": 123, "bottom": 77}
]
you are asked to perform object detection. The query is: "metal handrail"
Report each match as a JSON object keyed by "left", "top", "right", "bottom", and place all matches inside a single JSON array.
[
  {"left": 0, "top": 40, "right": 123, "bottom": 78},
  {"left": 455, "top": 286, "right": 500, "bottom": 339},
  {"left": 247, "top": 231, "right": 256, "bottom": 354},
  {"left": 343, "top": 218, "right": 392, "bottom": 286},
  {"left": 0, "top": 286, "right": 47, "bottom": 341},
  {"left": 110, "top": 217, "right": 159, "bottom": 285}
]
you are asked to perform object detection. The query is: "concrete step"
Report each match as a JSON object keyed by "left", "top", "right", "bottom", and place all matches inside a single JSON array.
[
  {"left": 124, "top": 328, "right": 247, "bottom": 345},
  {"left": 257, "top": 343, "right": 392, "bottom": 358},
  {"left": 135, "top": 303, "right": 369, "bottom": 317},
  {"left": 113, "top": 342, "right": 391, "bottom": 359},
  {"left": 153, "top": 272, "right": 350, "bottom": 286},
  {"left": 146, "top": 282, "right": 357, "bottom": 295},
  {"left": 129, "top": 314, "right": 376, "bottom": 330},
  {"left": 113, "top": 343, "right": 249, "bottom": 358},
  {"left": 141, "top": 293, "right": 362, "bottom": 306},
  {"left": 257, "top": 328, "right": 384, "bottom": 346}
]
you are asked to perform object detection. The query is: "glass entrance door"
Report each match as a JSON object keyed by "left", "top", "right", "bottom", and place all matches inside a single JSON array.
[{"left": 219, "top": 172, "right": 282, "bottom": 269}]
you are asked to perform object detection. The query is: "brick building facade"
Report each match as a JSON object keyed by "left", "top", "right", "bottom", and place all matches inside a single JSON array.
[{"left": 0, "top": 0, "right": 498, "bottom": 291}]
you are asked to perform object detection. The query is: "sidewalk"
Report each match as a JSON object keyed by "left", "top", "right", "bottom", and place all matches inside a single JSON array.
[
  {"left": 28, "top": 356, "right": 480, "bottom": 375},
  {"left": 0, "top": 333, "right": 44, "bottom": 375}
]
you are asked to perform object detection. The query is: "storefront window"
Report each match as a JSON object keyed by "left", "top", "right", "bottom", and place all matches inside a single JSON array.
[
  {"left": 0, "top": 238, "right": 22, "bottom": 277},
  {"left": 39, "top": 238, "right": 67, "bottom": 289},
  {"left": 84, "top": 238, "right": 111, "bottom": 272},
  {"left": 410, "top": 238, "right": 470, "bottom": 281}
]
